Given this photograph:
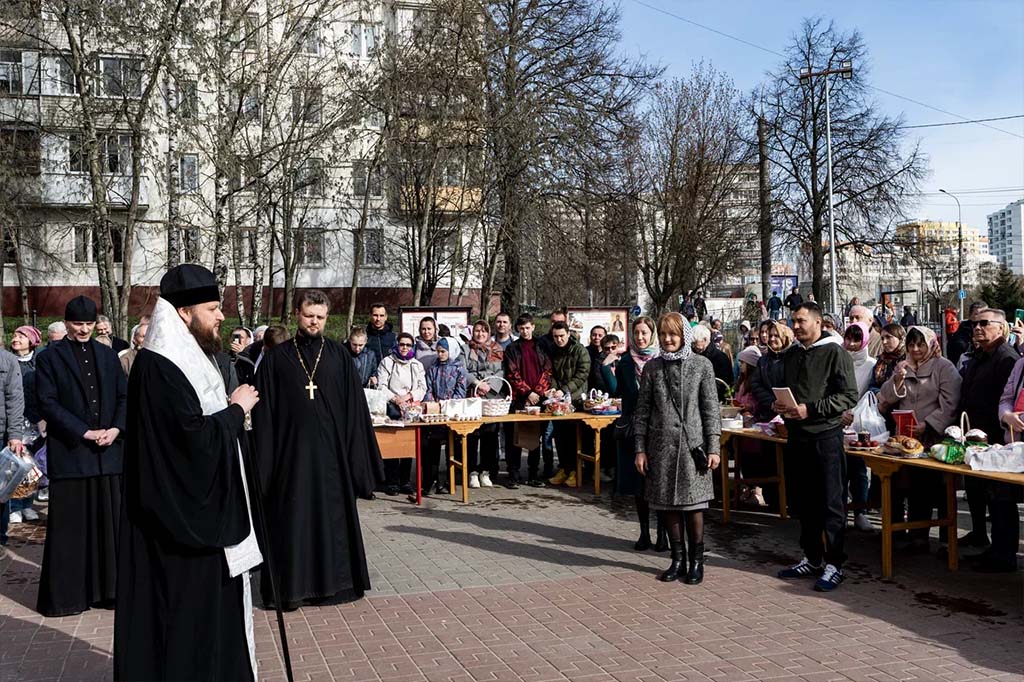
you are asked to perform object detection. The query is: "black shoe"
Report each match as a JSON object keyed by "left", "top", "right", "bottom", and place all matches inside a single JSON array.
[
  {"left": 907, "top": 538, "right": 930, "bottom": 555},
  {"left": 542, "top": 466, "right": 555, "bottom": 479},
  {"left": 684, "top": 542, "right": 705, "bottom": 585},
  {"left": 634, "top": 527, "right": 652, "bottom": 551},
  {"left": 973, "top": 557, "right": 1017, "bottom": 573},
  {"left": 385, "top": 485, "right": 399, "bottom": 496},
  {"left": 435, "top": 483, "right": 450, "bottom": 495},
  {"left": 658, "top": 540, "right": 685, "bottom": 582},
  {"left": 959, "top": 531, "right": 991, "bottom": 548},
  {"left": 526, "top": 478, "right": 545, "bottom": 488},
  {"left": 654, "top": 524, "right": 669, "bottom": 552},
  {"left": 505, "top": 475, "right": 520, "bottom": 490}
]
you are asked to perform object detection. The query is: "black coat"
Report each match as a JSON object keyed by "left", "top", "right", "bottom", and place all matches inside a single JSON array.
[
  {"left": 364, "top": 322, "right": 397, "bottom": 367},
  {"left": 751, "top": 350, "right": 786, "bottom": 422},
  {"left": 947, "top": 322, "right": 973, "bottom": 368},
  {"left": 35, "top": 339, "right": 128, "bottom": 479},
  {"left": 960, "top": 341, "right": 1019, "bottom": 445},
  {"left": 699, "top": 345, "right": 733, "bottom": 401}
]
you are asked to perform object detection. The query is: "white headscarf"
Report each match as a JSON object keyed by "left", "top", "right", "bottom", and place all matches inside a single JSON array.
[{"left": 145, "top": 297, "right": 262, "bottom": 678}]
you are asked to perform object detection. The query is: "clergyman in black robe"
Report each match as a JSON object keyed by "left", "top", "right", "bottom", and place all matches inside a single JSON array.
[
  {"left": 115, "top": 265, "right": 263, "bottom": 682},
  {"left": 253, "top": 289, "right": 384, "bottom": 610}
]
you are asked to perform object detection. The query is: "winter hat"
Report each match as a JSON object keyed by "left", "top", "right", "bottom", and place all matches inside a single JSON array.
[
  {"left": 737, "top": 345, "right": 762, "bottom": 368},
  {"left": 437, "top": 337, "right": 450, "bottom": 353},
  {"left": 14, "top": 325, "right": 42, "bottom": 347}
]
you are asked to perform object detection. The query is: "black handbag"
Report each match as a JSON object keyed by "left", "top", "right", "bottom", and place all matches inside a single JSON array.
[
  {"left": 691, "top": 446, "right": 709, "bottom": 474},
  {"left": 613, "top": 414, "right": 634, "bottom": 442}
]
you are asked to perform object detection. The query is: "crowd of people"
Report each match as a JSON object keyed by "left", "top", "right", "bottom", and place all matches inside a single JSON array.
[{"left": 1, "top": 279, "right": 1021, "bottom": 677}]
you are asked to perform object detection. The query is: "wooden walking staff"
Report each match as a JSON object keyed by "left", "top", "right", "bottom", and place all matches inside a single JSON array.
[{"left": 243, "top": 416, "right": 295, "bottom": 682}]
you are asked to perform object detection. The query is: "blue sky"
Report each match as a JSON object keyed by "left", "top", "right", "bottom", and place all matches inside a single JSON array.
[{"left": 617, "top": 0, "right": 1024, "bottom": 234}]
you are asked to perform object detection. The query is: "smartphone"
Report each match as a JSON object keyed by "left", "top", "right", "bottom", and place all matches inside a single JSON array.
[
  {"left": 231, "top": 333, "right": 242, "bottom": 345},
  {"left": 1015, "top": 309, "right": 1024, "bottom": 324}
]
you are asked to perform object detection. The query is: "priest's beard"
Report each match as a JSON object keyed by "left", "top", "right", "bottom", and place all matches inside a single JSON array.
[
  {"left": 298, "top": 326, "right": 322, "bottom": 339},
  {"left": 189, "top": 316, "right": 222, "bottom": 355}
]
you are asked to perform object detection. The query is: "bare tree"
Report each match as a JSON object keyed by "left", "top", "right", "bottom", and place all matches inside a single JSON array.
[
  {"left": 625, "top": 65, "right": 756, "bottom": 313},
  {"left": 759, "top": 18, "right": 928, "bottom": 309}
]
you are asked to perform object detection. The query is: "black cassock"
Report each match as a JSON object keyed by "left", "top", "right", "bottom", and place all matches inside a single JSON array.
[
  {"left": 253, "top": 333, "right": 384, "bottom": 609},
  {"left": 114, "top": 350, "right": 254, "bottom": 682}
]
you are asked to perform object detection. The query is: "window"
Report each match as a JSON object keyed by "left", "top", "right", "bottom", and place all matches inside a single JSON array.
[
  {"left": 230, "top": 85, "right": 260, "bottom": 123},
  {"left": 240, "top": 12, "right": 259, "bottom": 51},
  {"left": 179, "top": 153, "right": 199, "bottom": 193},
  {"left": 0, "top": 128, "right": 41, "bottom": 174},
  {"left": 57, "top": 56, "right": 78, "bottom": 94},
  {"left": 237, "top": 226, "right": 259, "bottom": 263},
  {"left": 2, "top": 226, "right": 17, "bottom": 264},
  {"left": 0, "top": 50, "right": 23, "bottom": 94},
  {"left": 98, "top": 57, "right": 142, "bottom": 98},
  {"left": 296, "top": 158, "right": 323, "bottom": 196},
  {"left": 295, "top": 229, "right": 324, "bottom": 264},
  {"left": 167, "top": 226, "right": 201, "bottom": 264},
  {"left": 230, "top": 156, "right": 257, "bottom": 193},
  {"left": 68, "top": 133, "right": 132, "bottom": 174},
  {"left": 352, "top": 161, "right": 382, "bottom": 197},
  {"left": 442, "top": 158, "right": 463, "bottom": 186},
  {"left": 176, "top": 80, "right": 197, "bottom": 119},
  {"left": 291, "top": 87, "right": 321, "bottom": 124},
  {"left": 359, "top": 228, "right": 384, "bottom": 266},
  {"left": 75, "top": 223, "right": 125, "bottom": 263},
  {"left": 295, "top": 18, "right": 320, "bottom": 55},
  {"left": 348, "top": 23, "right": 379, "bottom": 59}
]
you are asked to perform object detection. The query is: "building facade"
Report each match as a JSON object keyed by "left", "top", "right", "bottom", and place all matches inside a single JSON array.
[{"left": 987, "top": 199, "right": 1024, "bottom": 275}]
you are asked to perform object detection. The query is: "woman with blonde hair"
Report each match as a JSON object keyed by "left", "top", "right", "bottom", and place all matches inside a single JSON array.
[{"left": 634, "top": 313, "right": 721, "bottom": 584}]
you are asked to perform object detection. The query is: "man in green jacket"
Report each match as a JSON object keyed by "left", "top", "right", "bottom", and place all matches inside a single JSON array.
[
  {"left": 773, "top": 302, "right": 858, "bottom": 592},
  {"left": 547, "top": 321, "right": 591, "bottom": 488}
]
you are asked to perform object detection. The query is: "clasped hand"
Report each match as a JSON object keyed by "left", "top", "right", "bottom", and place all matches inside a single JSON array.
[{"left": 84, "top": 428, "right": 120, "bottom": 447}]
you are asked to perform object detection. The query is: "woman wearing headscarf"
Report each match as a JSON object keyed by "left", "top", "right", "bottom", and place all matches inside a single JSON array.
[
  {"left": 878, "top": 326, "right": 961, "bottom": 554},
  {"left": 6, "top": 326, "right": 42, "bottom": 524},
  {"left": 603, "top": 317, "right": 666, "bottom": 551},
  {"left": 634, "top": 313, "right": 721, "bottom": 584},
  {"left": 422, "top": 338, "right": 467, "bottom": 494},
  {"left": 871, "top": 323, "right": 907, "bottom": 392},
  {"left": 841, "top": 321, "right": 877, "bottom": 532}
]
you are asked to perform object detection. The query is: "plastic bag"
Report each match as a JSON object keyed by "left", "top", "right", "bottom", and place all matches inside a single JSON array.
[
  {"left": 930, "top": 440, "right": 966, "bottom": 465},
  {"left": 0, "top": 447, "right": 38, "bottom": 504},
  {"left": 363, "top": 388, "right": 389, "bottom": 416},
  {"left": 851, "top": 392, "right": 888, "bottom": 442}
]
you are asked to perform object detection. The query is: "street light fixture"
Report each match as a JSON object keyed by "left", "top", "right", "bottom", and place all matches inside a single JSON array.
[
  {"left": 798, "top": 60, "right": 854, "bottom": 317},
  {"left": 939, "top": 188, "right": 964, "bottom": 318}
]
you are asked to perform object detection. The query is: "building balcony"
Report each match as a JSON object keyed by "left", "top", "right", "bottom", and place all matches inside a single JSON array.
[{"left": 14, "top": 172, "right": 150, "bottom": 209}]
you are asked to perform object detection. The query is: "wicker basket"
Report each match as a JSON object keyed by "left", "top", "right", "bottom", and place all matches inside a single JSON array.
[{"left": 481, "top": 376, "right": 513, "bottom": 417}]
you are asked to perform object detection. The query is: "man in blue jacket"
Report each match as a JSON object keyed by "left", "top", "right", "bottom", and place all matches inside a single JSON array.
[{"left": 35, "top": 295, "right": 128, "bottom": 616}]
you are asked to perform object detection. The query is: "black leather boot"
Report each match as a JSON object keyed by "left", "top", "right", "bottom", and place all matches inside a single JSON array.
[
  {"left": 658, "top": 539, "right": 685, "bottom": 582},
  {"left": 634, "top": 518, "right": 652, "bottom": 551},
  {"left": 654, "top": 522, "right": 669, "bottom": 552},
  {"left": 684, "top": 542, "right": 705, "bottom": 584}
]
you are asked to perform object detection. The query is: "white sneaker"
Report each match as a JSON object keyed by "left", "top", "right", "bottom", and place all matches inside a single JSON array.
[
  {"left": 853, "top": 513, "right": 873, "bottom": 532},
  {"left": 36, "top": 487, "right": 49, "bottom": 502},
  {"left": 469, "top": 472, "right": 480, "bottom": 489},
  {"left": 8, "top": 511, "right": 22, "bottom": 524},
  {"left": 21, "top": 508, "right": 39, "bottom": 521},
  {"left": 479, "top": 473, "right": 493, "bottom": 487},
  {"left": 599, "top": 470, "right": 614, "bottom": 483}
]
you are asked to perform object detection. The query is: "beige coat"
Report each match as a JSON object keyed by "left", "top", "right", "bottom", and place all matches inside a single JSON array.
[{"left": 878, "top": 356, "right": 961, "bottom": 440}]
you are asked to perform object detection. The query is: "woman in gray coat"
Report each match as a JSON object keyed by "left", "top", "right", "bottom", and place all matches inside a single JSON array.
[{"left": 635, "top": 313, "right": 722, "bottom": 584}]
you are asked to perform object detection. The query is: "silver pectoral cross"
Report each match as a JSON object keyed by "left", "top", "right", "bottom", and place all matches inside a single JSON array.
[{"left": 305, "top": 381, "right": 318, "bottom": 400}]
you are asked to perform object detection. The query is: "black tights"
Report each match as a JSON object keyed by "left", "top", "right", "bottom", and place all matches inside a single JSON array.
[{"left": 656, "top": 509, "right": 704, "bottom": 546}]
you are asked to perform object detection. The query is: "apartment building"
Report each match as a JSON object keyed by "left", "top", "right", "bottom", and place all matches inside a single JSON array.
[
  {"left": 0, "top": 1, "right": 485, "bottom": 316},
  {"left": 987, "top": 199, "right": 1024, "bottom": 275}
]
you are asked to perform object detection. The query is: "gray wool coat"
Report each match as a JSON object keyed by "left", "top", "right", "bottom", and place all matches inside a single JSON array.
[{"left": 634, "top": 354, "right": 721, "bottom": 508}]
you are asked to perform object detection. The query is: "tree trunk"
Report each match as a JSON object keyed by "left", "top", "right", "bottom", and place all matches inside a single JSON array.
[{"left": 758, "top": 116, "right": 772, "bottom": 303}]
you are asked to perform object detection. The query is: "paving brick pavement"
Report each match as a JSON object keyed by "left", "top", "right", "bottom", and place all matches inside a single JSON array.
[{"left": 2, "top": 484, "right": 1022, "bottom": 682}]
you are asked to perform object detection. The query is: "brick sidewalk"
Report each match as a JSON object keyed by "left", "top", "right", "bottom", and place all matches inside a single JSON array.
[{"left": 2, "top": 486, "right": 1022, "bottom": 681}]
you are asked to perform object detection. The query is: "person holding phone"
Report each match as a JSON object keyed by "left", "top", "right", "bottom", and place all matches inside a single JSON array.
[{"left": 634, "top": 313, "right": 721, "bottom": 585}]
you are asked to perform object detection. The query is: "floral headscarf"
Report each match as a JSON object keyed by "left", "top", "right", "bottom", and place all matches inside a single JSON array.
[
  {"left": 629, "top": 320, "right": 659, "bottom": 379},
  {"left": 660, "top": 314, "right": 694, "bottom": 362},
  {"left": 907, "top": 325, "right": 941, "bottom": 370}
]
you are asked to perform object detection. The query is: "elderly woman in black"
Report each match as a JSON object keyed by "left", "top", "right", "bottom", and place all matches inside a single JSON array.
[{"left": 634, "top": 313, "right": 722, "bottom": 584}]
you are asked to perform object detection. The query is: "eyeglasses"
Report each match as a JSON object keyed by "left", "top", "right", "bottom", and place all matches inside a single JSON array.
[
  {"left": 397, "top": 342, "right": 413, "bottom": 348},
  {"left": 974, "top": 319, "right": 997, "bottom": 328}
]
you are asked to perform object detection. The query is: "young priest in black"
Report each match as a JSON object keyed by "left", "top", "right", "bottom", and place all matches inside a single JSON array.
[{"left": 114, "top": 265, "right": 263, "bottom": 681}]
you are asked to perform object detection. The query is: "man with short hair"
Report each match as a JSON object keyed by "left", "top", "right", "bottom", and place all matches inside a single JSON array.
[
  {"left": 118, "top": 322, "right": 149, "bottom": 376},
  {"left": 346, "top": 326, "right": 378, "bottom": 388},
  {"left": 948, "top": 300, "right": 988, "bottom": 368},
  {"left": 848, "top": 305, "right": 882, "bottom": 357},
  {"left": 229, "top": 326, "right": 257, "bottom": 385},
  {"left": 775, "top": 302, "right": 858, "bottom": 592},
  {"left": 36, "top": 295, "right": 128, "bottom": 616},
  {"left": 46, "top": 321, "right": 66, "bottom": 344},
  {"left": 115, "top": 264, "right": 262, "bottom": 681},
  {"left": 694, "top": 290, "right": 708, "bottom": 321},
  {"left": 95, "top": 314, "right": 130, "bottom": 353},
  {"left": 767, "top": 291, "right": 783, "bottom": 321},
  {"left": 492, "top": 312, "right": 516, "bottom": 350},
  {"left": 538, "top": 308, "right": 567, "bottom": 355},
  {"left": 961, "top": 307, "right": 1019, "bottom": 571},
  {"left": 900, "top": 306, "right": 917, "bottom": 328},
  {"left": 547, "top": 321, "right": 591, "bottom": 488},
  {"left": 503, "top": 314, "right": 552, "bottom": 486},
  {"left": 784, "top": 287, "right": 803, "bottom": 315},
  {"left": 364, "top": 303, "right": 396, "bottom": 367},
  {"left": 253, "top": 290, "right": 385, "bottom": 609}
]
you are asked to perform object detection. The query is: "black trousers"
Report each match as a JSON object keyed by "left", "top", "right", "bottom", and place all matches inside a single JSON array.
[
  {"left": 988, "top": 482, "right": 1022, "bottom": 564},
  {"left": 420, "top": 427, "right": 454, "bottom": 492},
  {"left": 504, "top": 427, "right": 552, "bottom": 480},
  {"left": 790, "top": 430, "right": 847, "bottom": 568},
  {"left": 553, "top": 421, "right": 577, "bottom": 473},
  {"left": 467, "top": 427, "right": 499, "bottom": 477}
]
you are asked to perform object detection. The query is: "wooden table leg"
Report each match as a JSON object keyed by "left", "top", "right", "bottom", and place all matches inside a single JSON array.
[
  {"left": 448, "top": 429, "right": 456, "bottom": 496},
  {"left": 721, "top": 436, "right": 731, "bottom": 524},
  {"left": 945, "top": 472, "right": 959, "bottom": 571},
  {"left": 879, "top": 472, "right": 894, "bottom": 579},
  {"left": 575, "top": 422, "right": 583, "bottom": 491},
  {"left": 416, "top": 428, "right": 422, "bottom": 506},
  {"left": 775, "top": 443, "right": 788, "bottom": 520},
  {"left": 593, "top": 427, "right": 601, "bottom": 496},
  {"left": 461, "top": 435, "right": 469, "bottom": 504}
]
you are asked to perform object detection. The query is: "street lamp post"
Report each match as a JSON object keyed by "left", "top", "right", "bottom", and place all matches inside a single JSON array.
[
  {"left": 939, "top": 188, "right": 964, "bottom": 319},
  {"left": 799, "top": 60, "right": 853, "bottom": 317}
]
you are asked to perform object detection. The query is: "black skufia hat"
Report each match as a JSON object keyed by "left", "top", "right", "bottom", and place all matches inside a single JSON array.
[
  {"left": 160, "top": 264, "right": 220, "bottom": 308},
  {"left": 64, "top": 295, "right": 98, "bottom": 322}
]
